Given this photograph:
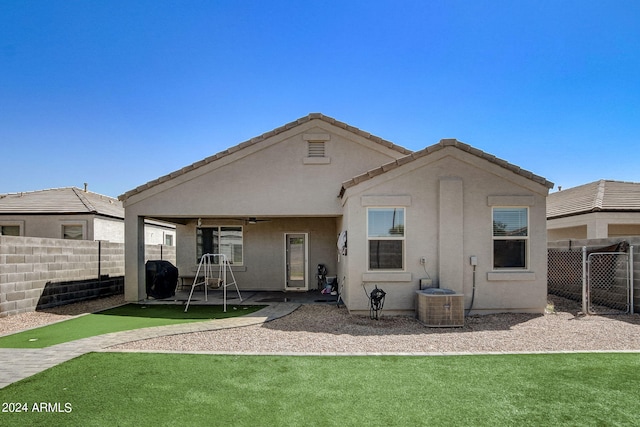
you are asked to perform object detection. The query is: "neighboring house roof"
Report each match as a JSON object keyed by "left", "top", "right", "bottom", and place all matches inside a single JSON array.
[
  {"left": 340, "top": 138, "right": 554, "bottom": 196},
  {"left": 547, "top": 180, "right": 640, "bottom": 219},
  {"left": 0, "top": 187, "right": 123, "bottom": 219},
  {"left": 119, "top": 113, "right": 412, "bottom": 201}
]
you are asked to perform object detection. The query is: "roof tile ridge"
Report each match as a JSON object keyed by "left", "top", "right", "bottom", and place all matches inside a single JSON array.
[
  {"left": 342, "top": 138, "right": 554, "bottom": 195},
  {"left": 313, "top": 114, "right": 411, "bottom": 155},
  {"left": 593, "top": 179, "right": 606, "bottom": 211},
  {"left": 2, "top": 186, "right": 72, "bottom": 197},
  {"left": 72, "top": 187, "right": 98, "bottom": 213},
  {"left": 443, "top": 139, "right": 553, "bottom": 189},
  {"left": 120, "top": 113, "right": 414, "bottom": 201}
]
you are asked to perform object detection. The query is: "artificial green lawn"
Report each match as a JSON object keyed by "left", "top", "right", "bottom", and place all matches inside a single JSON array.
[
  {"left": 1, "top": 352, "right": 639, "bottom": 426},
  {"left": 0, "top": 304, "right": 264, "bottom": 348}
]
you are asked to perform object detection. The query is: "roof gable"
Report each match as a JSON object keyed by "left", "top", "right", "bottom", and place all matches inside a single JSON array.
[
  {"left": 119, "top": 113, "right": 411, "bottom": 201},
  {"left": 547, "top": 180, "right": 640, "bottom": 219},
  {"left": 0, "top": 187, "right": 123, "bottom": 218},
  {"left": 340, "top": 138, "right": 554, "bottom": 196}
]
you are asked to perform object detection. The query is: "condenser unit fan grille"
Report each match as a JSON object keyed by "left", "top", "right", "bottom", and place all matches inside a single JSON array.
[{"left": 416, "top": 291, "right": 464, "bottom": 327}]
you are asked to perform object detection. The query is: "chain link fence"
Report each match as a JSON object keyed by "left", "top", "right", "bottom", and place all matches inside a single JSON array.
[
  {"left": 548, "top": 248, "right": 584, "bottom": 302},
  {"left": 587, "top": 251, "right": 630, "bottom": 314},
  {"left": 548, "top": 241, "right": 632, "bottom": 315}
]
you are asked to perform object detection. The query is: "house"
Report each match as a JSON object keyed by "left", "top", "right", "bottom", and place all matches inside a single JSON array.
[
  {"left": 119, "top": 114, "right": 553, "bottom": 315},
  {"left": 547, "top": 180, "right": 640, "bottom": 241},
  {"left": 0, "top": 186, "right": 176, "bottom": 245}
]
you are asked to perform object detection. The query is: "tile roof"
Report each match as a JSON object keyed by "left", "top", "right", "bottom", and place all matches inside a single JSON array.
[
  {"left": 119, "top": 113, "right": 412, "bottom": 201},
  {"left": 547, "top": 180, "right": 640, "bottom": 219},
  {"left": 0, "top": 187, "right": 123, "bottom": 218},
  {"left": 340, "top": 138, "right": 554, "bottom": 195}
]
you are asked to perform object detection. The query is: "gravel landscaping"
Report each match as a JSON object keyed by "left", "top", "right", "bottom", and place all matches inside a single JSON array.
[
  {"left": 116, "top": 295, "right": 640, "bottom": 354},
  {"left": 3, "top": 294, "right": 640, "bottom": 354}
]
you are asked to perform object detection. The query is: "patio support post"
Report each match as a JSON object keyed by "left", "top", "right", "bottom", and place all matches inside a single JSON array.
[{"left": 124, "top": 215, "right": 146, "bottom": 302}]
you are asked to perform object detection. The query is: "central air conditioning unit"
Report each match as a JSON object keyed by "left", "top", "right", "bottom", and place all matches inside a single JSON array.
[{"left": 416, "top": 288, "right": 464, "bottom": 327}]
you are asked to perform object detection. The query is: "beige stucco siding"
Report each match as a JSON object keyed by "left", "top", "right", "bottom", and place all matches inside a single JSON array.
[
  {"left": 122, "top": 119, "right": 407, "bottom": 300},
  {"left": 121, "top": 117, "right": 551, "bottom": 312},
  {"left": 1, "top": 214, "right": 172, "bottom": 244},
  {"left": 122, "top": 123, "right": 405, "bottom": 218},
  {"left": 609, "top": 223, "right": 640, "bottom": 236},
  {"left": 0, "top": 214, "right": 93, "bottom": 240},
  {"left": 548, "top": 211, "right": 640, "bottom": 240},
  {"left": 342, "top": 147, "right": 549, "bottom": 315},
  {"left": 94, "top": 217, "right": 124, "bottom": 242}
]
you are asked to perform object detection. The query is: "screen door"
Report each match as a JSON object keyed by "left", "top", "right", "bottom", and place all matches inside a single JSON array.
[{"left": 285, "top": 233, "right": 307, "bottom": 290}]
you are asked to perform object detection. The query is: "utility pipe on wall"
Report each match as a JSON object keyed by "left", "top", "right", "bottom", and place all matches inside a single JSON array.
[
  {"left": 466, "top": 256, "right": 477, "bottom": 316},
  {"left": 630, "top": 246, "right": 634, "bottom": 315}
]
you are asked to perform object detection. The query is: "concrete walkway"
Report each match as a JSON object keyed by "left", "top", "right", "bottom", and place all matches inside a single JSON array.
[{"left": 0, "top": 302, "right": 300, "bottom": 389}]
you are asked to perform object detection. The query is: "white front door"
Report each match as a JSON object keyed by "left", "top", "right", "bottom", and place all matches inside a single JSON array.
[{"left": 285, "top": 233, "right": 308, "bottom": 290}]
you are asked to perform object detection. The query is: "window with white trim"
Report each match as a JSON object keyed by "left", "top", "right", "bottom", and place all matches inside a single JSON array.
[
  {"left": 197, "top": 226, "right": 243, "bottom": 264},
  {"left": 492, "top": 207, "right": 528, "bottom": 269},
  {"left": 62, "top": 224, "right": 84, "bottom": 240},
  {"left": 367, "top": 207, "right": 405, "bottom": 270},
  {"left": 0, "top": 225, "right": 21, "bottom": 236}
]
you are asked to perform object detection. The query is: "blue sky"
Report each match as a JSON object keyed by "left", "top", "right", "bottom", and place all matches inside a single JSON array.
[{"left": 2, "top": 0, "right": 639, "bottom": 197}]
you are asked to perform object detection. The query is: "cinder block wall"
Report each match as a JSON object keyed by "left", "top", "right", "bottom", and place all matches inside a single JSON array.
[
  {"left": 0, "top": 236, "right": 176, "bottom": 317},
  {"left": 145, "top": 244, "right": 176, "bottom": 264},
  {"left": 36, "top": 277, "right": 125, "bottom": 310}
]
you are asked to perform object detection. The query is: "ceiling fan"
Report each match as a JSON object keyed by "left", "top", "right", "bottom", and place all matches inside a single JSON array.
[
  {"left": 245, "top": 217, "right": 270, "bottom": 224},
  {"left": 197, "top": 217, "right": 271, "bottom": 227}
]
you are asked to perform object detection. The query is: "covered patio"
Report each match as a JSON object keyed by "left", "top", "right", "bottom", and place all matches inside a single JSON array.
[{"left": 135, "top": 214, "right": 341, "bottom": 297}]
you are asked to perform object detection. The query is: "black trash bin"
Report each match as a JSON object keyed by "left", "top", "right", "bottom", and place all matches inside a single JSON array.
[{"left": 145, "top": 260, "right": 179, "bottom": 299}]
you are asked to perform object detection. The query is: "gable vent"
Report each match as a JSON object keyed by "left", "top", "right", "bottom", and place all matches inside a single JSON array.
[{"left": 308, "top": 141, "right": 325, "bottom": 158}]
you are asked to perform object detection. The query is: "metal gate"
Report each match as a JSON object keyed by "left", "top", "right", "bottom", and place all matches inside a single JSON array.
[
  {"left": 587, "top": 251, "right": 631, "bottom": 314},
  {"left": 548, "top": 244, "right": 634, "bottom": 315}
]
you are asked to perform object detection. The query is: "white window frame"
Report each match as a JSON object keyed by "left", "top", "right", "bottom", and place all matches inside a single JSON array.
[
  {"left": 196, "top": 226, "right": 244, "bottom": 265},
  {"left": 0, "top": 221, "right": 23, "bottom": 236},
  {"left": 492, "top": 206, "right": 529, "bottom": 270},
  {"left": 61, "top": 222, "right": 86, "bottom": 240},
  {"left": 367, "top": 207, "right": 405, "bottom": 271}
]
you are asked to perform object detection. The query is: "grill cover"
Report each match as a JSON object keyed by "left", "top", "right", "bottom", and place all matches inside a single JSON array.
[{"left": 145, "top": 260, "right": 178, "bottom": 299}]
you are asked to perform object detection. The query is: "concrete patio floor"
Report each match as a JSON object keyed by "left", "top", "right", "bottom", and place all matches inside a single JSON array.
[{"left": 143, "top": 287, "right": 342, "bottom": 307}]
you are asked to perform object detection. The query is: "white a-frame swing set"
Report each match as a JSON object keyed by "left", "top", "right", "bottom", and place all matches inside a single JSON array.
[{"left": 184, "top": 253, "right": 242, "bottom": 313}]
